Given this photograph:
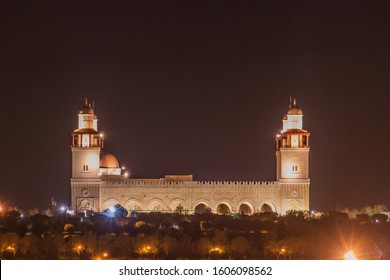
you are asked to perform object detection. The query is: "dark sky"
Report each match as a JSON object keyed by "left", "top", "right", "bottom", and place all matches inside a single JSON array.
[{"left": 1, "top": 1, "right": 390, "bottom": 211}]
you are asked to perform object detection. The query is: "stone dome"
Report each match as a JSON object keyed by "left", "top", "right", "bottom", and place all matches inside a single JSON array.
[
  {"left": 79, "top": 98, "right": 95, "bottom": 114},
  {"left": 100, "top": 153, "right": 120, "bottom": 168},
  {"left": 79, "top": 104, "right": 94, "bottom": 114},
  {"left": 287, "top": 107, "right": 303, "bottom": 115}
]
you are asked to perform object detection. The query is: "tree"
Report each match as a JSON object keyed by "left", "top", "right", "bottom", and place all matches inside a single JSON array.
[
  {"left": 18, "top": 235, "right": 43, "bottom": 259},
  {"left": 64, "top": 223, "right": 75, "bottom": 234},
  {"left": 161, "top": 235, "right": 180, "bottom": 258},
  {"left": 0, "top": 233, "right": 20, "bottom": 259},
  {"left": 355, "top": 213, "right": 370, "bottom": 224},
  {"left": 230, "top": 236, "right": 250, "bottom": 259},
  {"left": 371, "top": 213, "right": 388, "bottom": 223},
  {"left": 134, "top": 233, "right": 160, "bottom": 259},
  {"left": 41, "top": 233, "right": 66, "bottom": 259},
  {"left": 104, "top": 204, "right": 128, "bottom": 218},
  {"left": 30, "top": 214, "right": 50, "bottom": 237},
  {"left": 196, "top": 237, "right": 212, "bottom": 258}
]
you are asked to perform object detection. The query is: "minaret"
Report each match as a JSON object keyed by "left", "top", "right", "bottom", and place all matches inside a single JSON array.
[
  {"left": 276, "top": 97, "right": 310, "bottom": 180},
  {"left": 71, "top": 98, "right": 104, "bottom": 179},
  {"left": 70, "top": 99, "right": 104, "bottom": 212},
  {"left": 275, "top": 97, "right": 310, "bottom": 212}
]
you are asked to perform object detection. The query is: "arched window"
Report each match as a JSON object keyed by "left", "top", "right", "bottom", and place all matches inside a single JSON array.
[
  {"left": 260, "top": 203, "right": 273, "bottom": 212},
  {"left": 216, "top": 203, "right": 231, "bottom": 215},
  {"left": 239, "top": 203, "right": 253, "bottom": 215},
  {"left": 194, "top": 203, "right": 211, "bottom": 214}
]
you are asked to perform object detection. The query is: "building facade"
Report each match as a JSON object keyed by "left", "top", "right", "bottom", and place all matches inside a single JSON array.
[{"left": 70, "top": 98, "right": 310, "bottom": 214}]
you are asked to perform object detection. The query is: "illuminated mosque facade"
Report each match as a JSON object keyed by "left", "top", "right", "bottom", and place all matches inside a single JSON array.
[{"left": 70, "top": 98, "right": 310, "bottom": 215}]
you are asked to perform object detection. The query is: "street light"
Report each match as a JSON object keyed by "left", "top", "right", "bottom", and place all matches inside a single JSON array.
[
  {"left": 6, "top": 246, "right": 16, "bottom": 257},
  {"left": 210, "top": 247, "right": 223, "bottom": 254},
  {"left": 74, "top": 245, "right": 84, "bottom": 255},
  {"left": 139, "top": 245, "right": 157, "bottom": 259},
  {"left": 344, "top": 250, "right": 357, "bottom": 260}
]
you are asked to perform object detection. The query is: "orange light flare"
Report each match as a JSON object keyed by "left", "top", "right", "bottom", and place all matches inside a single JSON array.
[
  {"left": 325, "top": 223, "right": 371, "bottom": 259},
  {"left": 0, "top": 202, "right": 7, "bottom": 213},
  {"left": 210, "top": 247, "right": 223, "bottom": 254},
  {"left": 140, "top": 245, "right": 157, "bottom": 255},
  {"left": 6, "top": 246, "right": 16, "bottom": 255},
  {"left": 344, "top": 250, "right": 357, "bottom": 260},
  {"left": 74, "top": 244, "right": 84, "bottom": 254}
]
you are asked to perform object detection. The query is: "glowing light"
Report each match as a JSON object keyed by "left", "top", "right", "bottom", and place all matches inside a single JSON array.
[
  {"left": 291, "top": 135, "right": 299, "bottom": 147},
  {"left": 344, "top": 250, "right": 357, "bottom": 260},
  {"left": 20, "top": 213, "right": 24, "bottom": 218},
  {"left": 82, "top": 134, "right": 90, "bottom": 147},
  {"left": 99, "top": 133, "right": 104, "bottom": 138},
  {"left": 210, "top": 247, "right": 223, "bottom": 254},
  {"left": 124, "top": 172, "right": 129, "bottom": 178},
  {"left": 140, "top": 245, "right": 157, "bottom": 255},
  {"left": 60, "top": 206, "right": 65, "bottom": 212},
  {"left": 121, "top": 166, "right": 126, "bottom": 170},
  {"left": 109, "top": 206, "right": 116, "bottom": 213},
  {"left": 276, "top": 134, "right": 281, "bottom": 138},
  {"left": 103, "top": 252, "right": 108, "bottom": 257},
  {"left": 6, "top": 245, "right": 16, "bottom": 256}
]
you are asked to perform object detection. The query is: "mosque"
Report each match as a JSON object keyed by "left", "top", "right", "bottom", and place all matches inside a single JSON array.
[{"left": 70, "top": 98, "right": 310, "bottom": 215}]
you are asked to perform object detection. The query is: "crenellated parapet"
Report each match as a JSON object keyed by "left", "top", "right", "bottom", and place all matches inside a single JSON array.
[
  {"left": 195, "top": 180, "right": 276, "bottom": 186},
  {"left": 101, "top": 179, "right": 277, "bottom": 188}
]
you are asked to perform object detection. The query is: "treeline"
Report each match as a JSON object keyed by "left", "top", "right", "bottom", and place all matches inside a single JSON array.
[{"left": 0, "top": 208, "right": 389, "bottom": 260}]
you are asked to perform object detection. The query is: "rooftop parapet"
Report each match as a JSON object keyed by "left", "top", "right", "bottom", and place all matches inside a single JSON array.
[{"left": 101, "top": 178, "right": 277, "bottom": 187}]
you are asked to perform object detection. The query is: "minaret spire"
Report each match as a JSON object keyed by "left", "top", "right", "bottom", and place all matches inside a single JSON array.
[{"left": 289, "top": 95, "right": 292, "bottom": 109}]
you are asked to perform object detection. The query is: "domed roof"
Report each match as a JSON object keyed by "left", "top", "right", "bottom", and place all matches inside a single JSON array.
[
  {"left": 287, "top": 97, "right": 303, "bottom": 115},
  {"left": 287, "top": 107, "right": 303, "bottom": 115},
  {"left": 100, "top": 153, "right": 120, "bottom": 168},
  {"left": 79, "top": 98, "right": 94, "bottom": 114}
]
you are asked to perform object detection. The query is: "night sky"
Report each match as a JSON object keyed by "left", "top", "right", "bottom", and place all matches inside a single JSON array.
[{"left": 1, "top": 1, "right": 390, "bottom": 211}]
